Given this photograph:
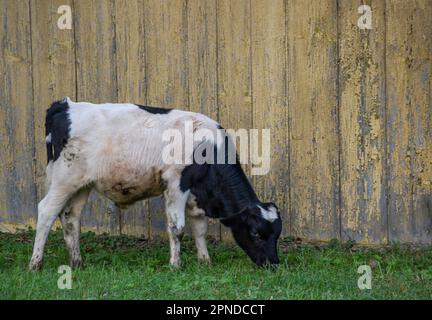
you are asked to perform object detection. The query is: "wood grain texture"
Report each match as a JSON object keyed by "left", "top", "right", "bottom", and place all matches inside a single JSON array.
[
  {"left": 217, "top": 0, "right": 252, "bottom": 241},
  {"left": 287, "top": 0, "right": 340, "bottom": 241},
  {"left": 0, "top": 0, "right": 37, "bottom": 225},
  {"left": 0, "top": 0, "right": 431, "bottom": 244},
  {"left": 114, "top": 0, "right": 149, "bottom": 238},
  {"left": 143, "top": 0, "right": 189, "bottom": 239},
  {"left": 386, "top": 0, "right": 432, "bottom": 243},
  {"left": 30, "top": 0, "right": 76, "bottom": 206},
  {"left": 73, "top": 0, "right": 119, "bottom": 234},
  {"left": 250, "top": 0, "right": 289, "bottom": 236},
  {"left": 187, "top": 0, "right": 220, "bottom": 240},
  {"left": 339, "top": 0, "right": 387, "bottom": 244}
]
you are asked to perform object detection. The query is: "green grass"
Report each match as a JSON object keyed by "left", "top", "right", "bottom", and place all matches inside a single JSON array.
[{"left": 0, "top": 229, "right": 431, "bottom": 299}]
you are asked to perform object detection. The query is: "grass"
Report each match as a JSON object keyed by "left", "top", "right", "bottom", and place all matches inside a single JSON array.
[{"left": 0, "top": 229, "right": 431, "bottom": 299}]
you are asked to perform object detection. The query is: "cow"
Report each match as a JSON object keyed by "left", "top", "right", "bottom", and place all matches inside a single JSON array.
[{"left": 29, "top": 97, "right": 282, "bottom": 271}]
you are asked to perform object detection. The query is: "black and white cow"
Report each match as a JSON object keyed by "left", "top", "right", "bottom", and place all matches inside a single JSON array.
[{"left": 29, "top": 98, "right": 282, "bottom": 270}]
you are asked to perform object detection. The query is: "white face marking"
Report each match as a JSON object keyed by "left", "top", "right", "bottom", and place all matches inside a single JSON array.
[
  {"left": 45, "top": 133, "right": 52, "bottom": 143},
  {"left": 258, "top": 205, "right": 278, "bottom": 223}
]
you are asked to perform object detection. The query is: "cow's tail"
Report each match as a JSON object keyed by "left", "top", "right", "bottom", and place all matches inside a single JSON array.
[{"left": 44, "top": 97, "right": 71, "bottom": 190}]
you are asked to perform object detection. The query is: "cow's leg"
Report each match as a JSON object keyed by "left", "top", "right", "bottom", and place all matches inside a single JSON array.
[
  {"left": 29, "top": 188, "right": 72, "bottom": 271},
  {"left": 59, "top": 188, "right": 90, "bottom": 268},
  {"left": 164, "top": 183, "right": 189, "bottom": 268},
  {"left": 30, "top": 154, "right": 88, "bottom": 271},
  {"left": 186, "top": 197, "right": 210, "bottom": 263}
]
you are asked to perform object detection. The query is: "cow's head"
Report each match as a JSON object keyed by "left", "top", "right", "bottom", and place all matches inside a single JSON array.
[{"left": 221, "top": 202, "right": 282, "bottom": 267}]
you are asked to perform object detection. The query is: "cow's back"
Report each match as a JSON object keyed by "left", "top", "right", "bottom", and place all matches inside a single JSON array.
[{"left": 53, "top": 98, "right": 219, "bottom": 206}]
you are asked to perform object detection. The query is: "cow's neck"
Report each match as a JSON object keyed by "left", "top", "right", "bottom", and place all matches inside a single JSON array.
[{"left": 208, "top": 162, "right": 259, "bottom": 218}]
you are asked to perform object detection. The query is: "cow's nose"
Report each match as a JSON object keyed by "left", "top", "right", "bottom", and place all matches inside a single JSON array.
[{"left": 268, "top": 255, "right": 279, "bottom": 265}]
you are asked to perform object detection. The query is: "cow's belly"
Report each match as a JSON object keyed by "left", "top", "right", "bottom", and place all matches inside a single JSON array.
[{"left": 93, "top": 165, "right": 166, "bottom": 208}]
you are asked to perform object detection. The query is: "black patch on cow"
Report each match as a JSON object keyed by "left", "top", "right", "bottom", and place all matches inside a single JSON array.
[
  {"left": 180, "top": 157, "right": 282, "bottom": 266},
  {"left": 180, "top": 128, "right": 282, "bottom": 266},
  {"left": 179, "top": 139, "right": 259, "bottom": 219},
  {"left": 45, "top": 99, "right": 71, "bottom": 163},
  {"left": 135, "top": 104, "right": 172, "bottom": 114}
]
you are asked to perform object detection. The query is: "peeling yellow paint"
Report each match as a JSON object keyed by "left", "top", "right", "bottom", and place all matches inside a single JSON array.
[
  {"left": 339, "top": 0, "right": 387, "bottom": 244},
  {"left": 0, "top": 0, "right": 431, "bottom": 244}
]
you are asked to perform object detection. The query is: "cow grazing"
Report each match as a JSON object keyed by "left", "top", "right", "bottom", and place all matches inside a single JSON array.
[{"left": 29, "top": 97, "right": 282, "bottom": 270}]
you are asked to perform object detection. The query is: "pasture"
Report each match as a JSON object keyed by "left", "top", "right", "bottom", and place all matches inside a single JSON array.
[{"left": 0, "top": 229, "right": 431, "bottom": 299}]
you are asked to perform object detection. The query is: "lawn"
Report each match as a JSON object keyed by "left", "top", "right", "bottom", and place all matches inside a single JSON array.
[{"left": 0, "top": 229, "right": 431, "bottom": 299}]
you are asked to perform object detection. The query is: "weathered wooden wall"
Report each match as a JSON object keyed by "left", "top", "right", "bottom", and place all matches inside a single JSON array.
[{"left": 0, "top": 0, "right": 431, "bottom": 244}]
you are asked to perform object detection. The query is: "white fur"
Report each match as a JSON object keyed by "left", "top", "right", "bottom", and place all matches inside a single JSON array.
[
  {"left": 258, "top": 205, "right": 278, "bottom": 223},
  {"left": 30, "top": 99, "right": 219, "bottom": 270}
]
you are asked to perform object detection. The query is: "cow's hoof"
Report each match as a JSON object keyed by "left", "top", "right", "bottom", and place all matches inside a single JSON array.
[
  {"left": 29, "top": 260, "right": 43, "bottom": 272},
  {"left": 169, "top": 261, "right": 181, "bottom": 270}
]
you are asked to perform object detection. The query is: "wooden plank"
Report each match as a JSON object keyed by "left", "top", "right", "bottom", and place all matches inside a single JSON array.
[
  {"left": 115, "top": 0, "right": 146, "bottom": 104},
  {"left": 386, "top": 0, "right": 432, "bottom": 244},
  {"left": 143, "top": 0, "right": 189, "bottom": 239},
  {"left": 287, "top": 0, "right": 340, "bottom": 241},
  {"left": 0, "top": 0, "right": 37, "bottom": 225},
  {"left": 0, "top": 0, "right": 430, "bottom": 245},
  {"left": 114, "top": 0, "right": 149, "bottom": 238},
  {"left": 339, "top": 0, "right": 387, "bottom": 244},
  {"left": 74, "top": 0, "right": 119, "bottom": 234},
  {"left": 186, "top": 0, "right": 220, "bottom": 241},
  {"left": 217, "top": 0, "right": 252, "bottom": 241},
  {"left": 250, "top": 0, "right": 289, "bottom": 236},
  {"left": 30, "top": 0, "right": 76, "bottom": 208}
]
